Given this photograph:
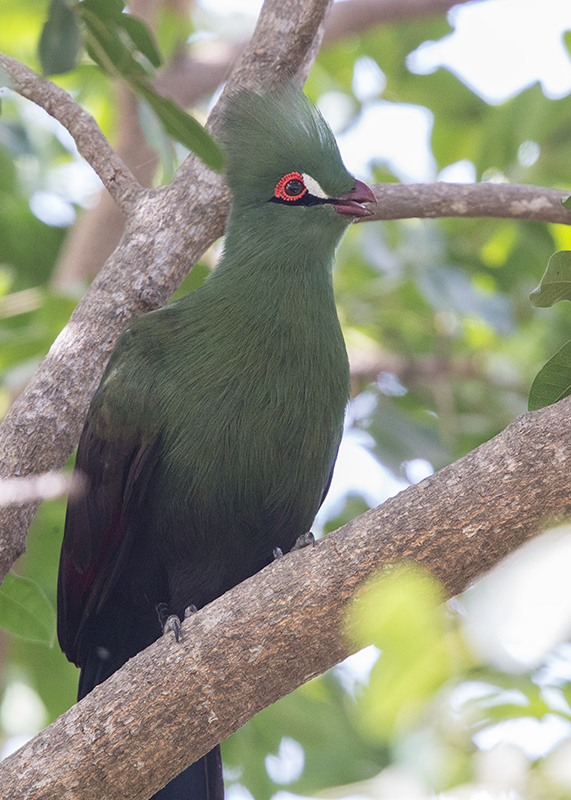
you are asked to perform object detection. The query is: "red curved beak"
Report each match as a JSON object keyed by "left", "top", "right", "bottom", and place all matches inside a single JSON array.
[{"left": 333, "top": 179, "right": 377, "bottom": 217}]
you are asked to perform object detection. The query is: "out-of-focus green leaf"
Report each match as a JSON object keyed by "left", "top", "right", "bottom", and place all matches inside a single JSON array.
[
  {"left": 0, "top": 572, "right": 56, "bottom": 644},
  {"left": 38, "top": 0, "right": 80, "bottom": 76},
  {"left": 156, "top": 5, "right": 193, "bottom": 59},
  {"left": 528, "top": 340, "right": 571, "bottom": 411},
  {"left": 223, "top": 672, "right": 389, "bottom": 800},
  {"left": 80, "top": 5, "right": 222, "bottom": 170},
  {"left": 530, "top": 250, "right": 571, "bottom": 307},
  {"left": 348, "top": 565, "right": 469, "bottom": 741},
  {"left": 84, "top": 12, "right": 147, "bottom": 78},
  {"left": 117, "top": 15, "right": 162, "bottom": 68},
  {"left": 80, "top": 0, "right": 125, "bottom": 18},
  {"left": 136, "top": 83, "right": 224, "bottom": 171},
  {"left": 80, "top": 0, "right": 161, "bottom": 68},
  {"left": 562, "top": 194, "right": 571, "bottom": 211}
]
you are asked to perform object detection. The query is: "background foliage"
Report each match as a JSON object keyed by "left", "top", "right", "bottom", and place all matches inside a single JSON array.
[{"left": 2, "top": 0, "right": 571, "bottom": 797}]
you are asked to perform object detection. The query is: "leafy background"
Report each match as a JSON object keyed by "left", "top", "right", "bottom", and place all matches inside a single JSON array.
[{"left": 2, "top": 0, "right": 571, "bottom": 797}]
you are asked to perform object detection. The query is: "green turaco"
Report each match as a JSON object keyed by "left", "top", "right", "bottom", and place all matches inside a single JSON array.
[{"left": 57, "top": 81, "right": 376, "bottom": 799}]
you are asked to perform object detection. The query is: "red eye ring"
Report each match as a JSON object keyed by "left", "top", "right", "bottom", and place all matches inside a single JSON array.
[{"left": 274, "top": 172, "right": 307, "bottom": 201}]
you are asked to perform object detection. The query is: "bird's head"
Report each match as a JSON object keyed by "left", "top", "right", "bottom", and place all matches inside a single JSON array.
[{"left": 218, "top": 82, "right": 376, "bottom": 248}]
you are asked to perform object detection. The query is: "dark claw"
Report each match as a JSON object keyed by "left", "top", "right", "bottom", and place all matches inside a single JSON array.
[
  {"left": 157, "top": 602, "right": 183, "bottom": 641},
  {"left": 184, "top": 604, "right": 198, "bottom": 618},
  {"left": 292, "top": 531, "right": 315, "bottom": 551},
  {"left": 273, "top": 532, "right": 315, "bottom": 561},
  {"left": 163, "top": 614, "right": 182, "bottom": 642}
]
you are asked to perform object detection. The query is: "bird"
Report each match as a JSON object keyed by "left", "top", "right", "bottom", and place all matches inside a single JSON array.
[{"left": 57, "top": 80, "right": 376, "bottom": 800}]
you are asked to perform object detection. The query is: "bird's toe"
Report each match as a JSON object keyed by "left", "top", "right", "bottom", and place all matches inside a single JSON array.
[{"left": 292, "top": 531, "right": 315, "bottom": 551}]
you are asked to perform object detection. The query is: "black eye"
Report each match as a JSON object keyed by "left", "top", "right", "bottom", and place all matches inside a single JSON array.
[{"left": 284, "top": 179, "right": 304, "bottom": 196}]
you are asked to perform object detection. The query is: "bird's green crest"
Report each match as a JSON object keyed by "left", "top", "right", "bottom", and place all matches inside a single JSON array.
[{"left": 218, "top": 81, "right": 354, "bottom": 205}]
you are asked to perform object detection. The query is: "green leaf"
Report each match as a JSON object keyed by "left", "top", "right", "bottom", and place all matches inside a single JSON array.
[
  {"left": 83, "top": 13, "right": 148, "bottom": 78},
  {"left": 529, "top": 250, "right": 571, "bottom": 307},
  {"left": 118, "top": 15, "right": 162, "bottom": 68},
  {"left": 80, "top": 0, "right": 220, "bottom": 169},
  {"left": 0, "top": 572, "right": 56, "bottom": 645},
  {"left": 80, "top": 0, "right": 125, "bottom": 19},
  {"left": 38, "top": 0, "right": 81, "bottom": 76},
  {"left": 528, "top": 340, "right": 571, "bottom": 411},
  {"left": 348, "top": 565, "right": 469, "bottom": 742},
  {"left": 80, "top": 0, "right": 161, "bottom": 68},
  {"left": 136, "top": 82, "right": 224, "bottom": 171},
  {"left": 562, "top": 194, "right": 571, "bottom": 210}
]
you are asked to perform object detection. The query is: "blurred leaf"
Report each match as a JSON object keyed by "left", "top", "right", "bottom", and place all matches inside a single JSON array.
[
  {"left": 117, "top": 15, "right": 162, "bottom": 68},
  {"left": 81, "top": 6, "right": 222, "bottom": 170},
  {"left": 224, "top": 672, "right": 388, "bottom": 800},
  {"left": 528, "top": 340, "right": 571, "bottom": 411},
  {"left": 83, "top": 12, "right": 148, "bottom": 78},
  {"left": 80, "top": 0, "right": 161, "bottom": 68},
  {"left": 156, "top": 5, "right": 193, "bottom": 59},
  {"left": 351, "top": 564, "right": 444, "bottom": 650},
  {"left": 364, "top": 394, "right": 449, "bottom": 473},
  {"left": 0, "top": 572, "right": 56, "bottom": 644},
  {"left": 80, "top": 0, "right": 125, "bottom": 18},
  {"left": 348, "top": 565, "right": 468, "bottom": 741},
  {"left": 323, "top": 495, "right": 370, "bottom": 535},
  {"left": 530, "top": 250, "right": 571, "bottom": 307},
  {"left": 38, "top": 0, "right": 81, "bottom": 76},
  {"left": 136, "top": 83, "right": 224, "bottom": 171}
]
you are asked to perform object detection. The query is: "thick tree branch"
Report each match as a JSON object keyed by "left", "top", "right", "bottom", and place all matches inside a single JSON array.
[
  {"left": 323, "top": 0, "right": 469, "bottom": 42},
  {"left": 0, "top": 0, "right": 333, "bottom": 583},
  {"left": 365, "top": 182, "right": 571, "bottom": 225},
  {"left": 2, "top": 395, "right": 570, "bottom": 799},
  {"left": 0, "top": 53, "right": 143, "bottom": 214}
]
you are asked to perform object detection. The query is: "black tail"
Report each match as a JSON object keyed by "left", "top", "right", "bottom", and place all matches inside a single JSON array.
[
  {"left": 152, "top": 748, "right": 223, "bottom": 800},
  {"left": 79, "top": 650, "right": 224, "bottom": 799}
]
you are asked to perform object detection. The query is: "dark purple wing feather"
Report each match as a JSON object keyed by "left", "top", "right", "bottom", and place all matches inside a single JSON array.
[{"left": 57, "top": 417, "right": 159, "bottom": 665}]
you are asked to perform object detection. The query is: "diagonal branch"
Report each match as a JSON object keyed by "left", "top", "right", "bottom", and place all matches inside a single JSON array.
[
  {"left": 1, "top": 394, "right": 569, "bottom": 799},
  {"left": 0, "top": 53, "right": 143, "bottom": 214}
]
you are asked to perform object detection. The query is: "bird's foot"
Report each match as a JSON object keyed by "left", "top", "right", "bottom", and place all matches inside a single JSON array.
[
  {"left": 292, "top": 531, "right": 316, "bottom": 551},
  {"left": 273, "top": 532, "right": 315, "bottom": 561},
  {"left": 163, "top": 614, "right": 182, "bottom": 642},
  {"left": 156, "top": 602, "right": 198, "bottom": 642}
]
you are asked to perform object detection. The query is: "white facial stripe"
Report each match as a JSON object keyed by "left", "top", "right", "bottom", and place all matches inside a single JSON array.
[{"left": 302, "top": 174, "right": 328, "bottom": 199}]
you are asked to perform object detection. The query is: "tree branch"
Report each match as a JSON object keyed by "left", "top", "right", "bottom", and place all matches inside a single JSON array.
[
  {"left": 0, "top": 53, "right": 143, "bottom": 214},
  {"left": 0, "top": 0, "right": 333, "bottom": 583},
  {"left": 2, "top": 395, "right": 570, "bottom": 799},
  {"left": 323, "top": 0, "right": 470, "bottom": 43},
  {"left": 365, "top": 182, "right": 571, "bottom": 225}
]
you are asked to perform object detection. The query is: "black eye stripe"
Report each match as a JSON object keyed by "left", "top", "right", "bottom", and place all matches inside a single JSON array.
[{"left": 270, "top": 195, "right": 336, "bottom": 207}]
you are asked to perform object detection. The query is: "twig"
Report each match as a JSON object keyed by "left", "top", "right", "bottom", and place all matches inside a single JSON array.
[
  {"left": 0, "top": 53, "right": 144, "bottom": 214},
  {"left": 366, "top": 182, "right": 571, "bottom": 225},
  {"left": 0, "top": 472, "right": 85, "bottom": 505},
  {"left": 323, "top": 0, "right": 471, "bottom": 42}
]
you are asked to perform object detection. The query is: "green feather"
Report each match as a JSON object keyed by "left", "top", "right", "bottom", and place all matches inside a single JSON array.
[
  {"left": 219, "top": 82, "right": 354, "bottom": 204},
  {"left": 81, "top": 79, "right": 356, "bottom": 605}
]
